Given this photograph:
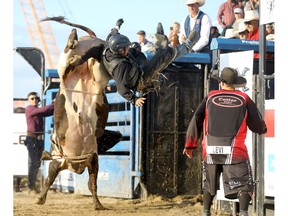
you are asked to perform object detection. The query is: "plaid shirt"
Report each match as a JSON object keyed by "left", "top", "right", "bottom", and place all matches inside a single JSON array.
[{"left": 217, "top": 2, "right": 240, "bottom": 29}]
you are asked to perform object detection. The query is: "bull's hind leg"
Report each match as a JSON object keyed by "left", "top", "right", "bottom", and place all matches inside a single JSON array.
[
  {"left": 88, "top": 153, "right": 105, "bottom": 210},
  {"left": 35, "top": 160, "right": 62, "bottom": 205}
]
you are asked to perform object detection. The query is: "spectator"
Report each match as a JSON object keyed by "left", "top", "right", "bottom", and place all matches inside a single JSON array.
[
  {"left": 179, "top": 0, "right": 212, "bottom": 53},
  {"left": 244, "top": 10, "right": 260, "bottom": 58},
  {"left": 244, "top": 10, "right": 274, "bottom": 59},
  {"left": 249, "top": 0, "right": 260, "bottom": 13},
  {"left": 238, "top": 0, "right": 246, "bottom": 8},
  {"left": 171, "top": 21, "right": 181, "bottom": 37},
  {"left": 169, "top": 33, "right": 180, "bottom": 47},
  {"left": 25, "top": 92, "right": 54, "bottom": 195},
  {"left": 232, "top": 8, "right": 244, "bottom": 31},
  {"left": 244, "top": 10, "right": 259, "bottom": 40},
  {"left": 217, "top": 0, "right": 241, "bottom": 33},
  {"left": 137, "top": 30, "right": 155, "bottom": 60},
  {"left": 266, "top": 22, "right": 275, "bottom": 41},
  {"left": 168, "top": 21, "right": 181, "bottom": 46},
  {"left": 173, "top": 21, "right": 181, "bottom": 33},
  {"left": 222, "top": 7, "right": 244, "bottom": 36},
  {"left": 183, "top": 67, "right": 267, "bottom": 216},
  {"left": 210, "top": 26, "right": 221, "bottom": 38},
  {"left": 243, "top": 1, "right": 252, "bottom": 11},
  {"left": 235, "top": 21, "right": 249, "bottom": 39}
]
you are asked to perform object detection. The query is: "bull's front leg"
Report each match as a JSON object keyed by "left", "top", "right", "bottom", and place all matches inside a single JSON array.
[
  {"left": 88, "top": 153, "right": 105, "bottom": 210},
  {"left": 35, "top": 159, "right": 63, "bottom": 205}
]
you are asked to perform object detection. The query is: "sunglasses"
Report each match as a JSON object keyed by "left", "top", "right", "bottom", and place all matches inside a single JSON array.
[{"left": 30, "top": 97, "right": 40, "bottom": 101}]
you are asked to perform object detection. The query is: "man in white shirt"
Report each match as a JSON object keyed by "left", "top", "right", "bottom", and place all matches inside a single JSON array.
[
  {"left": 179, "top": 0, "right": 212, "bottom": 53},
  {"left": 137, "top": 30, "right": 156, "bottom": 60}
]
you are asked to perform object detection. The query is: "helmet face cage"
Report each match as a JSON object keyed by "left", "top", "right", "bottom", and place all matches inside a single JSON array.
[{"left": 109, "top": 34, "right": 131, "bottom": 53}]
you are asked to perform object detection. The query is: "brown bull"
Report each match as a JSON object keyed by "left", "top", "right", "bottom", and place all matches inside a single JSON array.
[{"left": 36, "top": 16, "right": 121, "bottom": 210}]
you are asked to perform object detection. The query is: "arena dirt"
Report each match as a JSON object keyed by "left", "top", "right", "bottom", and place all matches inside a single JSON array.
[{"left": 13, "top": 189, "right": 229, "bottom": 216}]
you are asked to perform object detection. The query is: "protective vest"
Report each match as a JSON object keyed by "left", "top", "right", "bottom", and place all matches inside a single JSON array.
[
  {"left": 205, "top": 91, "right": 247, "bottom": 164},
  {"left": 102, "top": 48, "right": 140, "bottom": 88},
  {"left": 103, "top": 48, "right": 124, "bottom": 76},
  {"left": 184, "top": 11, "right": 210, "bottom": 52}
]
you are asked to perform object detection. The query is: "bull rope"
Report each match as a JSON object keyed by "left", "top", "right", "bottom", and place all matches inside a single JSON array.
[
  {"left": 64, "top": 153, "right": 93, "bottom": 164},
  {"left": 48, "top": 136, "right": 95, "bottom": 163},
  {"left": 64, "top": 88, "right": 103, "bottom": 95}
]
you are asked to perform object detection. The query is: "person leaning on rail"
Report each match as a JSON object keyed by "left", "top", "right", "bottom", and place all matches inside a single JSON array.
[{"left": 25, "top": 91, "right": 54, "bottom": 195}]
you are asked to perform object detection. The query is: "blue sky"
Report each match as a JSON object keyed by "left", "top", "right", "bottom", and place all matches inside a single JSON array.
[{"left": 13, "top": 0, "right": 223, "bottom": 98}]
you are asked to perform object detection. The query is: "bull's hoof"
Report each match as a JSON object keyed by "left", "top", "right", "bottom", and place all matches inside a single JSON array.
[
  {"left": 35, "top": 196, "right": 46, "bottom": 205},
  {"left": 94, "top": 204, "right": 106, "bottom": 210}
]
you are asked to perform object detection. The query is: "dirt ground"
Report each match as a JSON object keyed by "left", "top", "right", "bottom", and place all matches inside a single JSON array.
[{"left": 13, "top": 189, "right": 227, "bottom": 216}]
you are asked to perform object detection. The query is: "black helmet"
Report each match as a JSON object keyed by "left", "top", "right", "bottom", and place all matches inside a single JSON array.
[
  {"left": 108, "top": 34, "right": 131, "bottom": 53},
  {"left": 129, "top": 42, "right": 141, "bottom": 51}
]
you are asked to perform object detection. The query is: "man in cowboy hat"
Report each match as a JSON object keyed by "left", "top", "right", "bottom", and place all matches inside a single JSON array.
[
  {"left": 179, "top": 0, "right": 212, "bottom": 53},
  {"left": 244, "top": 10, "right": 260, "bottom": 41},
  {"left": 244, "top": 10, "right": 273, "bottom": 60},
  {"left": 183, "top": 67, "right": 267, "bottom": 216}
]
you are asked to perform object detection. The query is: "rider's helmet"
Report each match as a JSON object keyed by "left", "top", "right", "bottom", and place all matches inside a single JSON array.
[{"left": 108, "top": 34, "right": 131, "bottom": 54}]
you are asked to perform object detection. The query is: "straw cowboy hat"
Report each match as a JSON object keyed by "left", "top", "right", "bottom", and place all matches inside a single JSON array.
[
  {"left": 212, "top": 67, "right": 247, "bottom": 88},
  {"left": 244, "top": 10, "right": 259, "bottom": 22},
  {"left": 235, "top": 22, "right": 247, "bottom": 34},
  {"left": 186, "top": 0, "right": 205, "bottom": 7},
  {"left": 219, "top": 28, "right": 239, "bottom": 39}
]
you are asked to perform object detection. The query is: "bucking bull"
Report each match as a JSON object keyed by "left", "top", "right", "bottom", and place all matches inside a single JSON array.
[{"left": 36, "top": 16, "right": 122, "bottom": 210}]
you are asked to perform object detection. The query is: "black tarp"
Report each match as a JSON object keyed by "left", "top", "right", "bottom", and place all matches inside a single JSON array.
[{"left": 143, "top": 63, "right": 205, "bottom": 197}]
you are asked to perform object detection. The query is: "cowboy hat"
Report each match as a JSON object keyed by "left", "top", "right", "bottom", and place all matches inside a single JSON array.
[
  {"left": 244, "top": 10, "right": 259, "bottom": 22},
  {"left": 186, "top": 0, "right": 205, "bottom": 7},
  {"left": 219, "top": 28, "right": 239, "bottom": 39},
  {"left": 234, "top": 21, "right": 247, "bottom": 34},
  {"left": 212, "top": 67, "right": 247, "bottom": 88}
]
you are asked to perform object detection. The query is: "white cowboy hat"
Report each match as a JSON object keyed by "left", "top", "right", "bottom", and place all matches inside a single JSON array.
[
  {"left": 219, "top": 28, "right": 239, "bottom": 39},
  {"left": 244, "top": 10, "right": 259, "bottom": 22},
  {"left": 234, "top": 22, "right": 247, "bottom": 34},
  {"left": 186, "top": 0, "right": 205, "bottom": 7}
]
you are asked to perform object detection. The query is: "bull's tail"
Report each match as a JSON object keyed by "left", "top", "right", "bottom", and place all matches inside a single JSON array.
[{"left": 40, "top": 16, "right": 97, "bottom": 38}]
